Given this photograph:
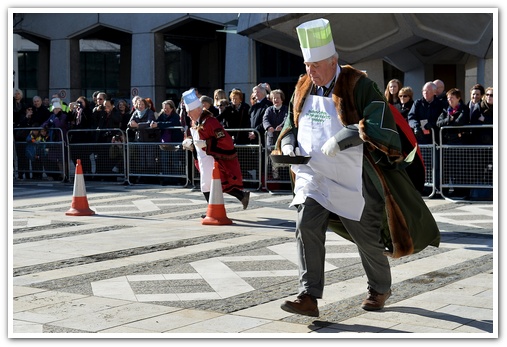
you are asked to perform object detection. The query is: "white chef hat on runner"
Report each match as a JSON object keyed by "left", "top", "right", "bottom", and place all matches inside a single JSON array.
[
  {"left": 296, "top": 18, "right": 336, "bottom": 63},
  {"left": 182, "top": 88, "right": 202, "bottom": 111}
]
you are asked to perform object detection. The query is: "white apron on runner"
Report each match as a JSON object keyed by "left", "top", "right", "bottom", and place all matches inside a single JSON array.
[
  {"left": 190, "top": 127, "right": 214, "bottom": 193},
  {"left": 290, "top": 94, "right": 365, "bottom": 221}
]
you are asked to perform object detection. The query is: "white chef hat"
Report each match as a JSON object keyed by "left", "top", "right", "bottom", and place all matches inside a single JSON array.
[
  {"left": 182, "top": 89, "right": 202, "bottom": 111},
  {"left": 296, "top": 18, "right": 336, "bottom": 63}
]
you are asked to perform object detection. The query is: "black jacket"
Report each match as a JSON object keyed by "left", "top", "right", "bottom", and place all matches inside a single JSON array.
[{"left": 248, "top": 97, "right": 272, "bottom": 145}]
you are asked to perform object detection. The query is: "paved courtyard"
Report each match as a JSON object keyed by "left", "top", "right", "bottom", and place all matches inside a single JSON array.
[{"left": 9, "top": 181, "right": 497, "bottom": 337}]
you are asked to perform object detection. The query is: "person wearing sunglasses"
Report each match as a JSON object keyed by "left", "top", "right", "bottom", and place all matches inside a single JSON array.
[
  {"left": 397, "top": 86, "right": 414, "bottom": 121},
  {"left": 470, "top": 87, "right": 493, "bottom": 145},
  {"left": 481, "top": 87, "right": 494, "bottom": 118},
  {"left": 468, "top": 84, "right": 485, "bottom": 129}
]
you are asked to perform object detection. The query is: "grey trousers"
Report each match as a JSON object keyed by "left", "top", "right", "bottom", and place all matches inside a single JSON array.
[{"left": 295, "top": 170, "right": 391, "bottom": 298}]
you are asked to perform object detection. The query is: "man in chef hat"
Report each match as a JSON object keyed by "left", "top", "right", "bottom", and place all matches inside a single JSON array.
[{"left": 276, "top": 18, "right": 440, "bottom": 317}]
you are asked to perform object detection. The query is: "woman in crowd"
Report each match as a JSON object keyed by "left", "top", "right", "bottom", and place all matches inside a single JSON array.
[
  {"left": 470, "top": 87, "right": 493, "bottom": 145},
  {"left": 397, "top": 86, "right": 414, "bottom": 121},
  {"left": 128, "top": 98, "right": 158, "bottom": 182},
  {"left": 436, "top": 88, "right": 470, "bottom": 145},
  {"left": 151, "top": 99, "right": 184, "bottom": 185},
  {"left": 384, "top": 79, "right": 403, "bottom": 108},
  {"left": 213, "top": 89, "right": 227, "bottom": 108}
]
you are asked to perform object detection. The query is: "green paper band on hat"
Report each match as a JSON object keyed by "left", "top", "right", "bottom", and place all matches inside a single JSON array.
[{"left": 297, "top": 19, "right": 333, "bottom": 49}]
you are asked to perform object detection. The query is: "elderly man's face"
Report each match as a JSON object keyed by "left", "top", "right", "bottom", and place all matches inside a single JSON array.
[
  {"left": 422, "top": 85, "right": 436, "bottom": 103},
  {"left": 305, "top": 58, "right": 336, "bottom": 87},
  {"left": 252, "top": 87, "right": 264, "bottom": 101},
  {"left": 33, "top": 98, "right": 42, "bottom": 108},
  {"left": 188, "top": 107, "right": 203, "bottom": 122}
]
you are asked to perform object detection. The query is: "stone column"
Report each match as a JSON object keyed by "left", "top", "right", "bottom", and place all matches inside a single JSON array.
[
  {"left": 224, "top": 33, "right": 256, "bottom": 95},
  {"left": 130, "top": 32, "right": 157, "bottom": 104},
  {"left": 48, "top": 39, "right": 72, "bottom": 103}
]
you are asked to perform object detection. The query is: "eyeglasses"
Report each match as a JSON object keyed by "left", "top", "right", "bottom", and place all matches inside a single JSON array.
[
  {"left": 486, "top": 93, "right": 493, "bottom": 96},
  {"left": 399, "top": 95, "right": 409, "bottom": 98}
]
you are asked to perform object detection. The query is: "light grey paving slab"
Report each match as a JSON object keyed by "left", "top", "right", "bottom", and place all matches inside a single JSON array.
[
  {"left": 327, "top": 316, "right": 402, "bottom": 333},
  {"left": 242, "top": 321, "right": 317, "bottom": 333},
  {"left": 436, "top": 304, "right": 493, "bottom": 322},
  {"left": 13, "top": 291, "right": 88, "bottom": 313},
  {"left": 12, "top": 320, "right": 44, "bottom": 334},
  {"left": 432, "top": 282, "right": 493, "bottom": 296},
  {"left": 135, "top": 294, "right": 181, "bottom": 302},
  {"left": 49, "top": 302, "right": 179, "bottom": 332},
  {"left": 91, "top": 276, "right": 137, "bottom": 301},
  {"left": 358, "top": 309, "right": 470, "bottom": 331},
  {"left": 475, "top": 289, "right": 493, "bottom": 298},
  {"left": 190, "top": 258, "right": 254, "bottom": 298},
  {"left": 377, "top": 323, "right": 463, "bottom": 334},
  {"left": 391, "top": 297, "right": 450, "bottom": 312},
  {"left": 163, "top": 327, "right": 220, "bottom": 334},
  {"left": 452, "top": 272, "right": 494, "bottom": 288},
  {"left": 13, "top": 296, "right": 133, "bottom": 324},
  {"left": 123, "top": 308, "right": 223, "bottom": 333},
  {"left": 98, "top": 326, "right": 159, "bottom": 334},
  {"left": 407, "top": 291, "right": 492, "bottom": 309},
  {"left": 164, "top": 314, "right": 271, "bottom": 333},
  {"left": 317, "top": 278, "right": 367, "bottom": 303},
  {"left": 233, "top": 299, "right": 293, "bottom": 320},
  {"left": 12, "top": 286, "right": 46, "bottom": 298}
]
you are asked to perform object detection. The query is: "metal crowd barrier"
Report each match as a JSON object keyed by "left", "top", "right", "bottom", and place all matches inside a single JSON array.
[
  {"left": 264, "top": 131, "right": 293, "bottom": 194},
  {"left": 419, "top": 129, "right": 437, "bottom": 198},
  {"left": 234, "top": 129, "right": 263, "bottom": 190},
  {"left": 13, "top": 124, "right": 494, "bottom": 201},
  {"left": 125, "top": 127, "right": 189, "bottom": 186},
  {"left": 191, "top": 128, "right": 263, "bottom": 190},
  {"left": 439, "top": 125, "right": 493, "bottom": 201},
  {"left": 13, "top": 127, "right": 66, "bottom": 182},
  {"left": 67, "top": 128, "right": 128, "bottom": 182}
]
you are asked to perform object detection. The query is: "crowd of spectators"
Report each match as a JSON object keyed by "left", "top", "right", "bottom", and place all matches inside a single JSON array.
[{"left": 13, "top": 78, "right": 493, "bottom": 191}]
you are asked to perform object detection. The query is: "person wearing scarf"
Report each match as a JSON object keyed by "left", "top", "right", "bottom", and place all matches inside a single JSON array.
[{"left": 436, "top": 88, "right": 470, "bottom": 145}]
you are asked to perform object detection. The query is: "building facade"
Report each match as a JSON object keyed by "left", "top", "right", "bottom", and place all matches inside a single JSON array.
[{"left": 12, "top": 11, "right": 494, "bottom": 107}]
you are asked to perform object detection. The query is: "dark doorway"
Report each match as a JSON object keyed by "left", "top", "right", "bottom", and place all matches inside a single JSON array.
[{"left": 433, "top": 64, "right": 457, "bottom": 92}]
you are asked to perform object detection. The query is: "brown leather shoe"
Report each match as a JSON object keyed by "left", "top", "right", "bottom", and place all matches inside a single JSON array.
[
  {"left": 361, "top": 287, "right": 391, "bottom": 311},
  {"left": 280, "top": 294, "right": 319, "bottom": 317}
]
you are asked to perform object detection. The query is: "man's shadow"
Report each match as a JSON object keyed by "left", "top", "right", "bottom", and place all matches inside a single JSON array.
[{"left": 311, "top": 306, "right": 493, "bottom": 333}]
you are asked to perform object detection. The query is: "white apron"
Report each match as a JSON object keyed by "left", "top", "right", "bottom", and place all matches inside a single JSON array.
[
  {"left": 190, "top": 127, "right": 213, "bottom": 193},
  {"left": 290, "top": 94, "right": 365, "bottom": 221}
]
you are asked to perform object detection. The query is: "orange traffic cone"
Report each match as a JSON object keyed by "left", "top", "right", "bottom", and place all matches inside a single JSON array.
[
  {"left": 202, "top": 160, "right": 232, "bottom": 225},
  {"left": 66, "top": 159, "right": 95, "bottom": 216}
]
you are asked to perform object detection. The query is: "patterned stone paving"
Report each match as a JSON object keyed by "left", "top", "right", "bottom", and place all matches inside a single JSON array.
[{"left": 11, "top": 182, "right": 495, "bottom": 334}]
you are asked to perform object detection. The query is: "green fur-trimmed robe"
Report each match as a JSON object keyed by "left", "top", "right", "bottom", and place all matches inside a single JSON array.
[{"left": 274, "top": 65, "right": 440, "bottom": 258}]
